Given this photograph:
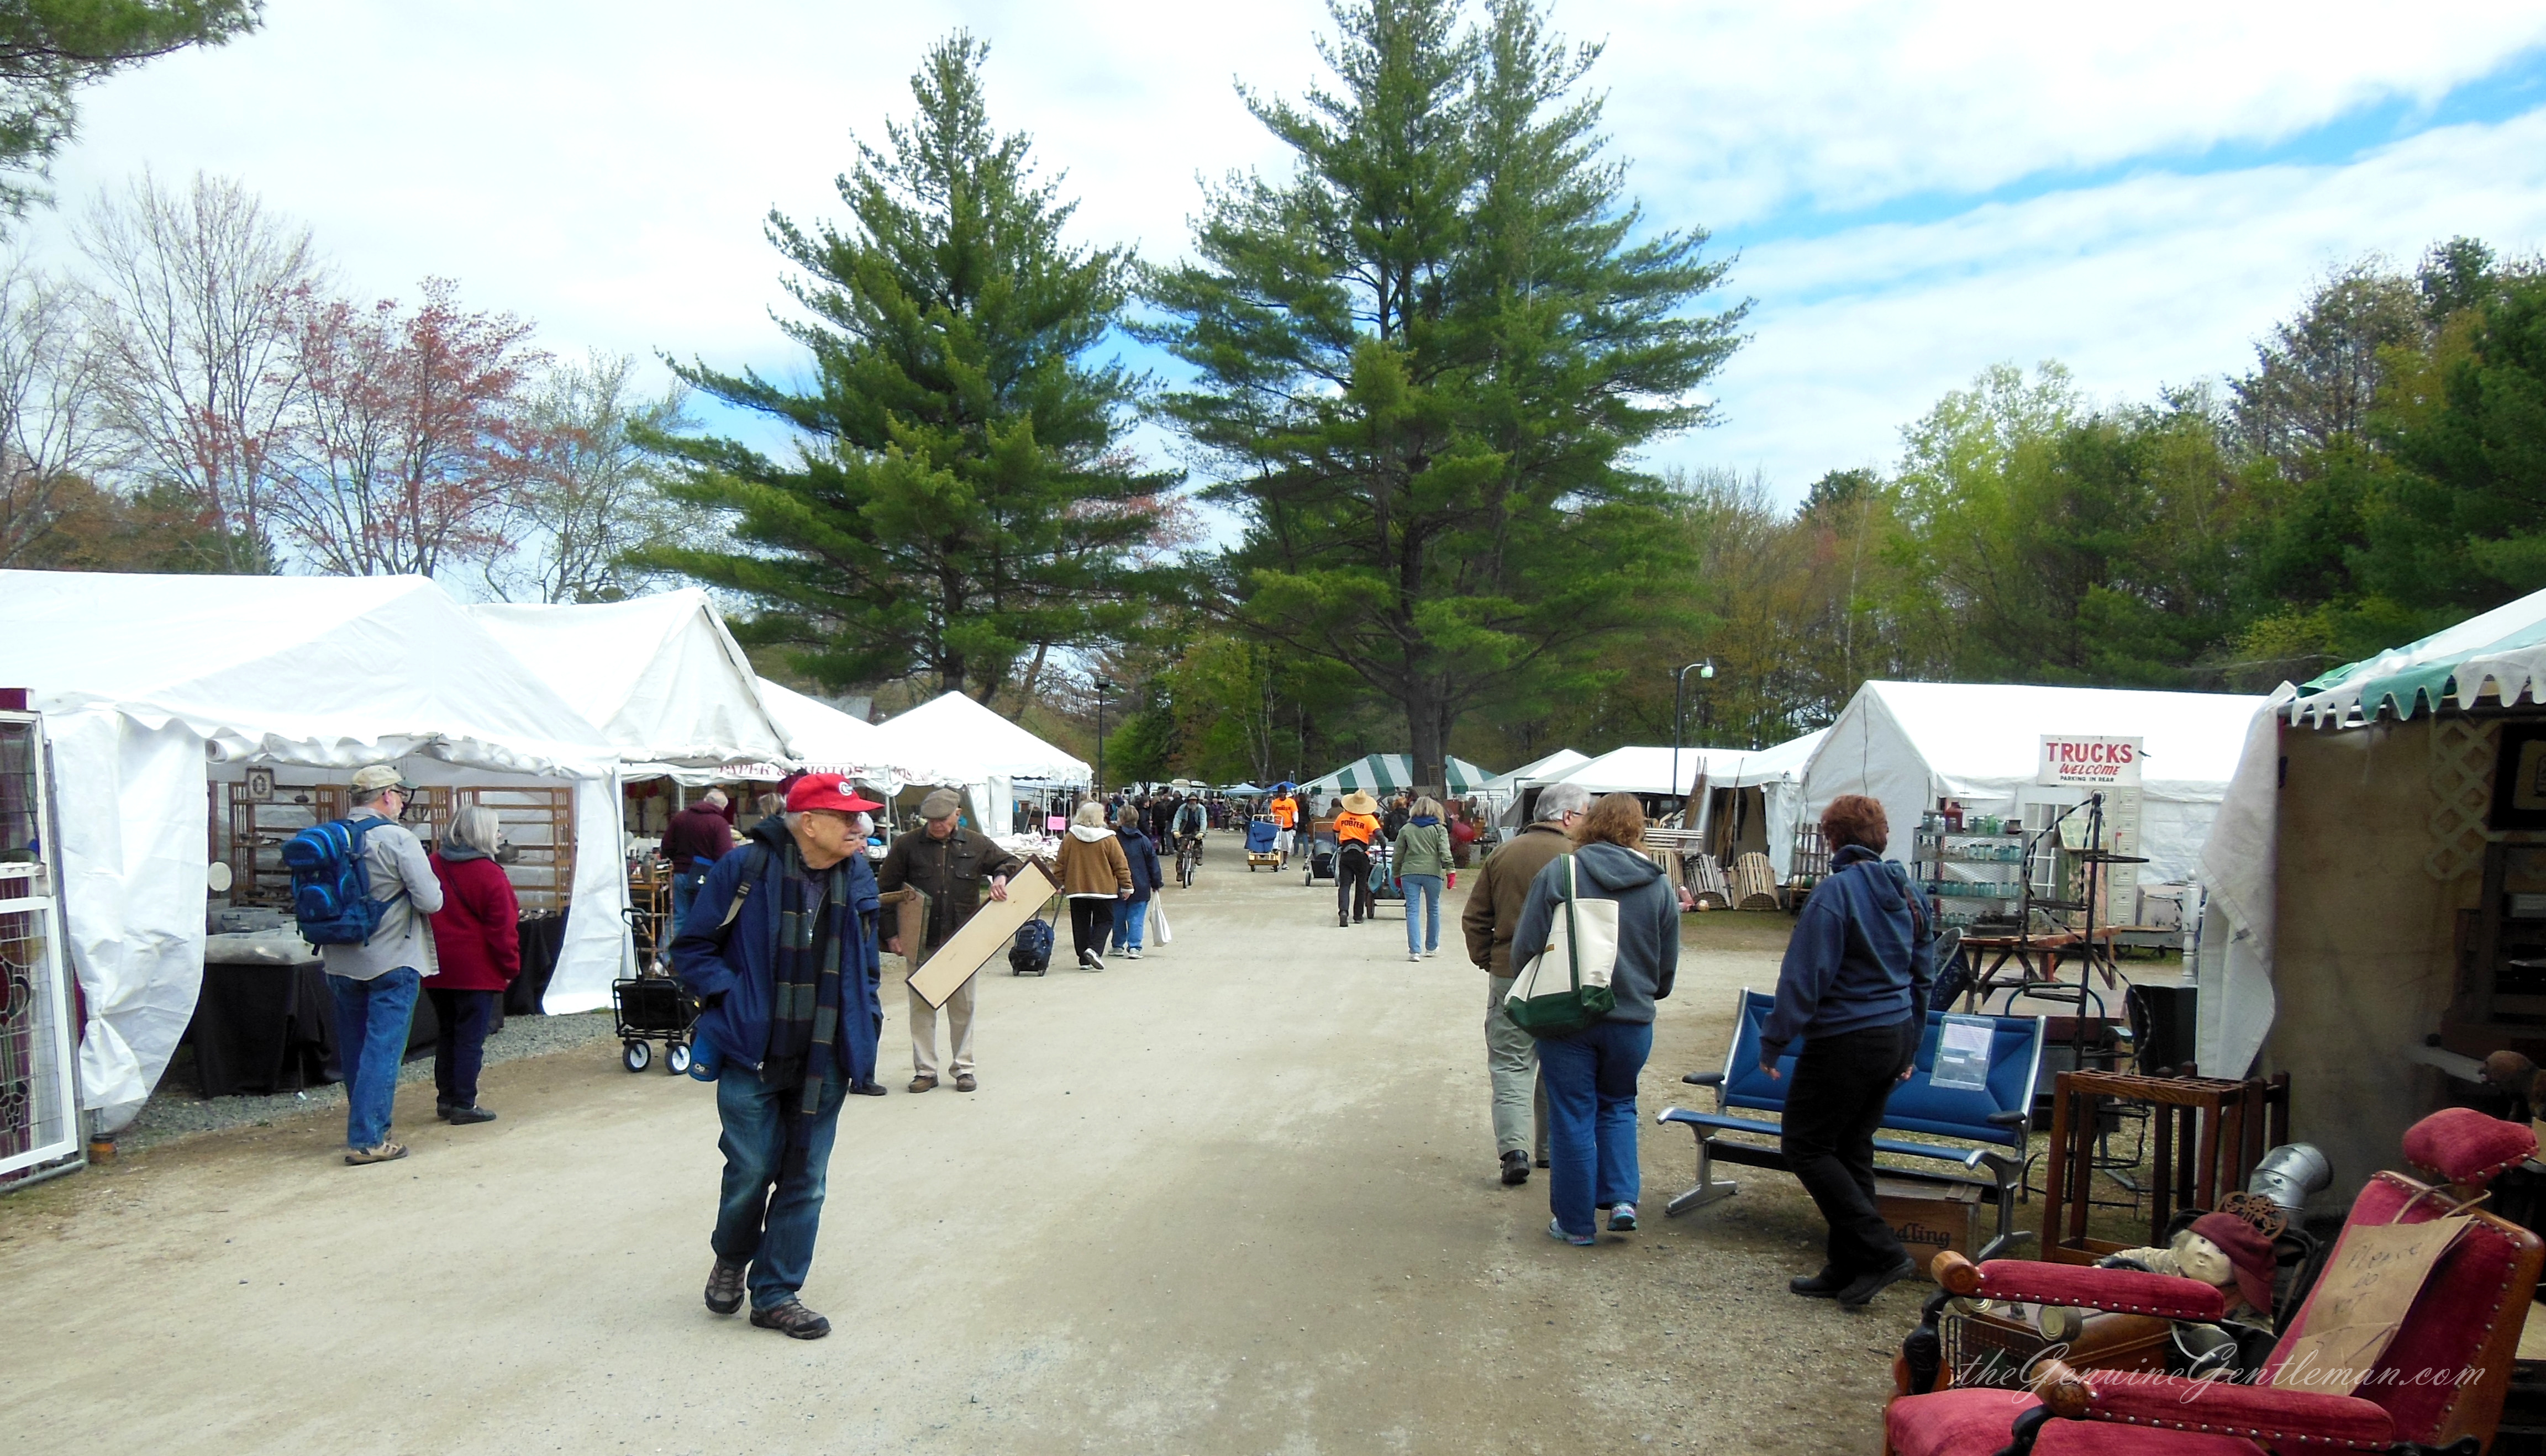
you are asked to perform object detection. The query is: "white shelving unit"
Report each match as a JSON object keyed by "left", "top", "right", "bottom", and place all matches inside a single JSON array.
[{"left": 0, "top": 709, "right": 83, "bottom": 1184}]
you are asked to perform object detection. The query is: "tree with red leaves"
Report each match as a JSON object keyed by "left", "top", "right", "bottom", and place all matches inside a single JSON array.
[{"left": 271, "top": 277, "right": 548, "bottom": 578}]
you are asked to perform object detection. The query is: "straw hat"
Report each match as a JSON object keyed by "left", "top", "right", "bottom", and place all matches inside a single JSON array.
[{"left": 1341, "top": 790, "right": 1380, "bottom": 815}]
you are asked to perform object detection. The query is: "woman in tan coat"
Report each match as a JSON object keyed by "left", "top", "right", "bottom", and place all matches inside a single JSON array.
[{"left": 1055, "top": 800, "right": 1133, "bottom": 969}]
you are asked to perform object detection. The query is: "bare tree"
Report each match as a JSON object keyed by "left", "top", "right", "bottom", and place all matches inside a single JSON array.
[
  {"left": 77, "top": 170, "right": 318, "bottom": 571},
  {"left": 0, "top": 254, "right": 103, "bottom": 562},
  {"left": 490, "top": 350, "right": 701, "bottom": 602}
]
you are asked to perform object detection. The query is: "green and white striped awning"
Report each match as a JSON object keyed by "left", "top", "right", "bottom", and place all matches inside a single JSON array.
[
  {"left": 2291, "top": 584, "right": 2546, "bottom": 726},
  {"left": 1300, "top": 753, "right": 1494, "bottom": 798}
]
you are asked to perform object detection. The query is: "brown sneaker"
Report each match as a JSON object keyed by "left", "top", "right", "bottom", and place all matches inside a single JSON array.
[
  {"left": 704, "top": 1258, "right": 747, "bottom": 1315},
  {"left": 907, "top": 1074, "right": 938, "bottom": 1093},
  {"left": 749, "top": 1297, "right": 831, "bottom": 1339},
  {"left": 344, "top": 1141, "right": 407, "bottom": 1165},
  {"left": 954, "top": 1073, "right": 977, "bottom": 1093}
]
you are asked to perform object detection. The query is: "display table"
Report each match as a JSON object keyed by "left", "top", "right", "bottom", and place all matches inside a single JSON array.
[{"left": 2039, "top": 1069, "right": 2290, "bottom": 1263}]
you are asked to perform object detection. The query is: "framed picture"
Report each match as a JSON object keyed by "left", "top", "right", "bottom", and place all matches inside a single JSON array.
[
  {"left": 2491, "top": 722, "right": 2546, "bottom": 832},
  {"left": 244, "top": 767, "right": 275, "bottom": 803}
]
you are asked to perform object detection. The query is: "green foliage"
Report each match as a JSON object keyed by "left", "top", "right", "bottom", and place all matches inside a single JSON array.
[
  {"left": 641, "top": 33, "right": 1169, "bottom": 703},
  {"left": 0, "top": 2, "right": 260, "bottom": 220},
  {"left": 1143, "top": 0, "right": 1743, "bottom": 776}
]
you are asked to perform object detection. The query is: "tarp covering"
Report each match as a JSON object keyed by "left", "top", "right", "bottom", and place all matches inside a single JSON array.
[
  {"left": 0, "top": 571, "right": 629, "bottom": 1128},
  {"left": 470, "top": 589, "right": 790, "bottom": 770},
  {"left": 2194, "top": 687, "right": 2292, "bottom": 1080},
  {"left": 1801, "top": 680, "right": 2266, "bottom": 885},
  {"left": 2289, "top": 582, "right": 2546, "bottom": 725},
  {"left": 1300, "top": 753, "right": 1493, "bottom": 799}
]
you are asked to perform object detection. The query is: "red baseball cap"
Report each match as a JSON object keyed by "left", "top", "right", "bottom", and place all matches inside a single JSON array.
[{"left": 785, "top": 772, "right": 882, "bottom": 815}]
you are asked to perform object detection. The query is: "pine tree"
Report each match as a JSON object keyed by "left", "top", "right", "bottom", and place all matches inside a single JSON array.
[
  {"left": 644, "top": 33, "right": 1169, "bottom": 703},
  {"left": 1142, "top": 0, "right": 1743, "bottom": 778}
]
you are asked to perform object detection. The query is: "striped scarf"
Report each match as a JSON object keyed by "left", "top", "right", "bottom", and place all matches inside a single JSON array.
[{"left": 761, "top": 842, "right": 851, "bottom": 1170}]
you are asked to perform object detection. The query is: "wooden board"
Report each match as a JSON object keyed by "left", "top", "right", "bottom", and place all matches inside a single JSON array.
[
  {"left": 905, "top": 859, "right": 1056, "bottom": 1009},
  {"left": 878, "top": 887, "right": 928, "bottom": 981}
]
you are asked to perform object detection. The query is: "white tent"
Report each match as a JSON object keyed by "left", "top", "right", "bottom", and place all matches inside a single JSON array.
[
  {"left": 1801, "top": 680, "right": 2266, "bottom": 888},
  {"left": 867, "top": 692, "right": 1090, "bottom": 833},
  {"left": 1540, "top": 734, "right": 1827, "bottom": 877},
  {"left": 747, "top": 678, "right": 949, "bottom": 793},
  {"left": 0, "top": 571, "right": 630, "bottom": 1130},
  {"left": 469, "top": 589, "right": 790, "bottom": 774},
  {"left": 1547, "top": 744, "right": 1749, "bottom": 798},
  {"left": 1479, "top": 747, "right": 1588, "bottom": 796}
]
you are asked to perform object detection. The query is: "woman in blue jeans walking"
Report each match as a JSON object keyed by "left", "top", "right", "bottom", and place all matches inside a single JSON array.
[
  {"left": 1392, "top": 796, "right": 1453, "bottom": 961},
  {"left": 1508, "top": 793, "right": 1679, "bottom": 1244}
]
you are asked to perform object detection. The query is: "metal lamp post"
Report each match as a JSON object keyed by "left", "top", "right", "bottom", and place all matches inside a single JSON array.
[
  {"left": 1671, "top": 660, "right": 1715, "bottom": 829},
  {"left": 1093, "top": 678, "right": 1116, "bottom": 799}
]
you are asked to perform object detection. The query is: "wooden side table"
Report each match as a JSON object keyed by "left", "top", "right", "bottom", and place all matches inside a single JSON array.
[{"left": 2041, "top": 1069, "right": 2291, "bottom": 1263}]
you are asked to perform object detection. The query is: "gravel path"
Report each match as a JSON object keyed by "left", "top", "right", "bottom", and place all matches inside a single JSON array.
[{"left": 119, "top": 1009, "right": 619, "bottom": 1152}]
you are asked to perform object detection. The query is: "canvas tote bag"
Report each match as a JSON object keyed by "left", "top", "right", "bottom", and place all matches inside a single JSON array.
[{"left": 1503, "top": 854, "right": 1619, "bottom": 1037}]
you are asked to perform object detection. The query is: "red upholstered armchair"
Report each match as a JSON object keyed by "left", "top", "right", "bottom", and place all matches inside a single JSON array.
[{"left": 1882, "top": 1110, "right": 2544, "bottom": 1456}]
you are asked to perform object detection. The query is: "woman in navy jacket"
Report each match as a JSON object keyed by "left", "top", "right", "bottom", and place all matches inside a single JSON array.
[{"left": 1111, "top": 808, "right": 1164, "bottom": 959}]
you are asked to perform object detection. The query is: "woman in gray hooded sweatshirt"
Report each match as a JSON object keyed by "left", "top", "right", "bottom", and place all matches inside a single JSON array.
[{"left": 1511, "top": 792, "right": 1679, "bottom": 1244}]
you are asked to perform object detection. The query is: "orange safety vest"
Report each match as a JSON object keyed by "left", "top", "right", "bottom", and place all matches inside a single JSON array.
[
  {"left": 1270, "top": 796, "right": 1297, "bottom": 828},
  {"left": 1334, "top": 811, "right": 1379, "bottom": 845}
]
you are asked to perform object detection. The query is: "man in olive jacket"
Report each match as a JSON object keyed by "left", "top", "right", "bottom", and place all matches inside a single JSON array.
[
  {"left": 875, "top": 788, "right": 1023, "bottom": 1093},
  {"left": 1459, "top": 781, "right": 1587, "bottom": 1185}
]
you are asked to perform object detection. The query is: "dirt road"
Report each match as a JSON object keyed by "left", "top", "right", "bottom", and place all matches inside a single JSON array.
[{"left": 1, "top": 841, "right": 1898, "bottom": 1455}]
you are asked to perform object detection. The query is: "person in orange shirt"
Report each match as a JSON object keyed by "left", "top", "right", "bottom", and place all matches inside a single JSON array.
[
  {"left": 1269, "top": 785, "right": 1300, "bottom": 859},
  {"left": 1333, "top": 790, "right": 1382, "bottom": 927}
]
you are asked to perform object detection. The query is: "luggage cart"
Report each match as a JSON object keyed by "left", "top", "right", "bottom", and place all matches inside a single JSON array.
[
  {"left": 1245, "top": 817, "right": 1284, "bottom": 872},
  {"left": 611, "top": 973, "right": 696, "bottom": 1075}
]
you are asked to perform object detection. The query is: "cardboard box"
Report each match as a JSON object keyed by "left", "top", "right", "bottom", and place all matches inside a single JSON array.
[{"left": 1874, "top": 1176, "right": 1984, "bottom": 1279}]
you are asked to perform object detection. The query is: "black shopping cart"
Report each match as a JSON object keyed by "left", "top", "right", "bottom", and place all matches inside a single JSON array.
[{"left": 611, "top": 973, "right": 697, "bottom": 1075}]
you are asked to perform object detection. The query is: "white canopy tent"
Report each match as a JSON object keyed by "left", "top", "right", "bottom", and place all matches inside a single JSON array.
[
  {"left": 469, "top": 589, "right": 790, "bottom": 776},
  {"left": 1801, "top": 680, "right": 2266, "bottom": 889},
  {"left": 1538, "top": 734, "right": 1826, "bottom": 876},
  {"left": 1480, "top": 747, "right": 1588, "bottom": 797},
  {"left": 744, "top": 678, "right": 948, "bottom": 793},
  {"left": 0, "top": 572, "right": 630, "bottom": 1131},
  {"left": 867, "top": 692, "right": 1089, "bottom": 833}
]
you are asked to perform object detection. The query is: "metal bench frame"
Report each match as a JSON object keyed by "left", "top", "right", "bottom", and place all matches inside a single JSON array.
[{"left": 1655, "top": 987, "right": 2045, "bottom": 1260}]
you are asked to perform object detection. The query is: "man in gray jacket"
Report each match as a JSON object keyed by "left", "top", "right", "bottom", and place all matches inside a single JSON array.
[
  {"left": 323, "top": 764, "right": 445, "bottom": 1165},
  {"left": 1459, "top": 782, "right": 1585, "bottom": 1185}
]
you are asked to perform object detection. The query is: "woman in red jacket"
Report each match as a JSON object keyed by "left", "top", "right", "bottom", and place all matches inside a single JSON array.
[{"left": 428, "top": 806, "right": 520, "bottom": 1125}]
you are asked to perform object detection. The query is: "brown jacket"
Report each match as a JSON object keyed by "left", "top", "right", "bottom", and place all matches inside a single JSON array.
[
  {"left": 1461, "top": 822, "right": 1571, "bottom": 976},
  {"left": 1055, "top": 826, "right": 1133, "bottom": 897},
  {"left": 875, "top": 825, "right": 1024, "bottom": 950}
]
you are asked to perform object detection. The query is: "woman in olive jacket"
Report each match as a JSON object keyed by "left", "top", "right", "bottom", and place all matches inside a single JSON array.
[{"left": 1392, "top": 795, "right": 1454, "bottom": 962}]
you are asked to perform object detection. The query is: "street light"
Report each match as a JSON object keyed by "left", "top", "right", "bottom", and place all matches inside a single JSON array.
[
  {"left": 1671, "top": 660, "right": 1716, "bottom": 829},
  {"left": 1093, "top": 678, "right": 1117, "bottom": 799}
]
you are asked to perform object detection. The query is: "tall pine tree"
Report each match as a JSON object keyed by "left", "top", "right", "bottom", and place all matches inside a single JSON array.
[
  {"left": 1142, "top": 0, "right": 1743, "bottom": 778},
  {"left": 645, "top": 34, "right": 1169, "bottom": 704}
]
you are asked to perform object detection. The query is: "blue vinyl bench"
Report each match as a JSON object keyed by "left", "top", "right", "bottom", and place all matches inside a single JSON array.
[{"left": 1653, "top": 988, "right": 2045, "bottom": 1260}]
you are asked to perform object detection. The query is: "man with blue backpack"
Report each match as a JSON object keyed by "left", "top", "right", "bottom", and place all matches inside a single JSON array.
[{"left": 288, "top": 764, "right": 444, "bottom": 1166}]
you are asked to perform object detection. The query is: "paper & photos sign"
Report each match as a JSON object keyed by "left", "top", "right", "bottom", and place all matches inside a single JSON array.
[{"left": 2037, "top": 735, "right": 2143, "bottom": 925}]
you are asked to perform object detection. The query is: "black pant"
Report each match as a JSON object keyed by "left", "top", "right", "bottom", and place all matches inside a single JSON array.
[
  {"left": 427, "top": 987, "right": 499, "bottom": 1109},
  {"left": 1337, "top": 843, "right": 1373, "bottom": 921},
  {"left": 1780, "top": 1017, "right": 1918, "bottom": 1276},
  {"left": 1068, "top": 898, "right": 1116, "bottom": 964}
]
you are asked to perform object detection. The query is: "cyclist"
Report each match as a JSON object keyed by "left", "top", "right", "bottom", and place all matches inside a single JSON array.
[{"left": 1172, "top": 795, "right": 1208, "bottom": 884}]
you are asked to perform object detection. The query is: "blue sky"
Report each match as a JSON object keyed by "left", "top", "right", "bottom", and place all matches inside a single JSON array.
[{"left": 23, "top": 1, "right": 2546, "bottom": 506}]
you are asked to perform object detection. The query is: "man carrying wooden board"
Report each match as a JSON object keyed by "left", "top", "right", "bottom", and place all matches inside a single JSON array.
[{"left": 875, "top": 788, "right": 1022, "bottom": 1094}]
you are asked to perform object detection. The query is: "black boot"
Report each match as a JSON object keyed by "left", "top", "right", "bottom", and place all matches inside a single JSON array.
[{"left": 1789, "top": 1265, "right": 1847, "bottom": 1297}]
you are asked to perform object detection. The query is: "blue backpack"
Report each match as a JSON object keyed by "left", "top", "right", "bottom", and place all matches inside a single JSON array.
[
  {"left": 281, "top": 818, "right": 403, "bottom": 946},
  {"left": 1008, "top": 905, "right": 1055, "bottom": 977}
]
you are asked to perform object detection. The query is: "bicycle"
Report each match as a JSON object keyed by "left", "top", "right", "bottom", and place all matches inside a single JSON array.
[{"left": 1176, "top": 832, "right": 1202, "bottom": 888}]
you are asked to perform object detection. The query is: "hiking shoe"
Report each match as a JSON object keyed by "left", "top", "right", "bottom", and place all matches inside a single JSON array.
[
  {"left": 1836, "top": 1255, "right": 1919, "bottom": 1309},
  {"left": 704, "top": 1258, "right": 747, "bottom": 1315},
  {"left": 908, "top": 1074, "right": 938, "bottom": 1094},
  {"left": 1608, "top": 1203, "right": 1638, "bottom": 1233},
  {"left": 750, "top": 1298, "right": 831, "bottom": 1339},
  {"left": 1546, "top": 1217, "right": 1596, "bottom": 1247},
  {"left": 1500, "top": 1151, "right": 1530, "bottom": 1186},
  {"left": 1788, "top": 1266, "right": 1847, "bottom": 1297},
  {"left": 954, "top": 1073, "right": 977, "bottom": 1093},
  {"left": 344, "top": 1141, "right": 407, "bottom": 1165},
  {"left": 445, "top": 1105, "right": 497, "bottom": 1125}
]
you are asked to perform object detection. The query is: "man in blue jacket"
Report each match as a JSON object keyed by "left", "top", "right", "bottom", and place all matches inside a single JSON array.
[
  {"left": 672, "top": 773, "right": 884, "bottom": 1339},
  {"left": 1758, "top": 794, "right": 1933, "bottom": 1309}
]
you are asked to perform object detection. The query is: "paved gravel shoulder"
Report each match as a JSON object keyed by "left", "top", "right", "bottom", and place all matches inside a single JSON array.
[
  {"left": 1, "top": 841, "right": 1898, "bottom": 1456},
  {"left": 120, "top": 1010, "right": 620, "bottom": 1152}
]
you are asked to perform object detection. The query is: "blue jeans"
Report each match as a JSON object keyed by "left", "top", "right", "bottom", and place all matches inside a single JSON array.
[
  {"left": 1112, "top": 900, "right": 1148, "bottom": 951},
  {"left": 1537, "top": 1018, "right": 1653, "bottom": 1237},
  {"left": 672, "top": 871, "right": 704, "bottom": 932},
  {"left": 1401, "top": 873, "right": 1443, "bottom": 953},
  {"left": 327, "top": 967, "right": 420, "bottom": 1149},
  {"left": 712, "top": 1061, "right": 850, "bottom": 1310}
]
